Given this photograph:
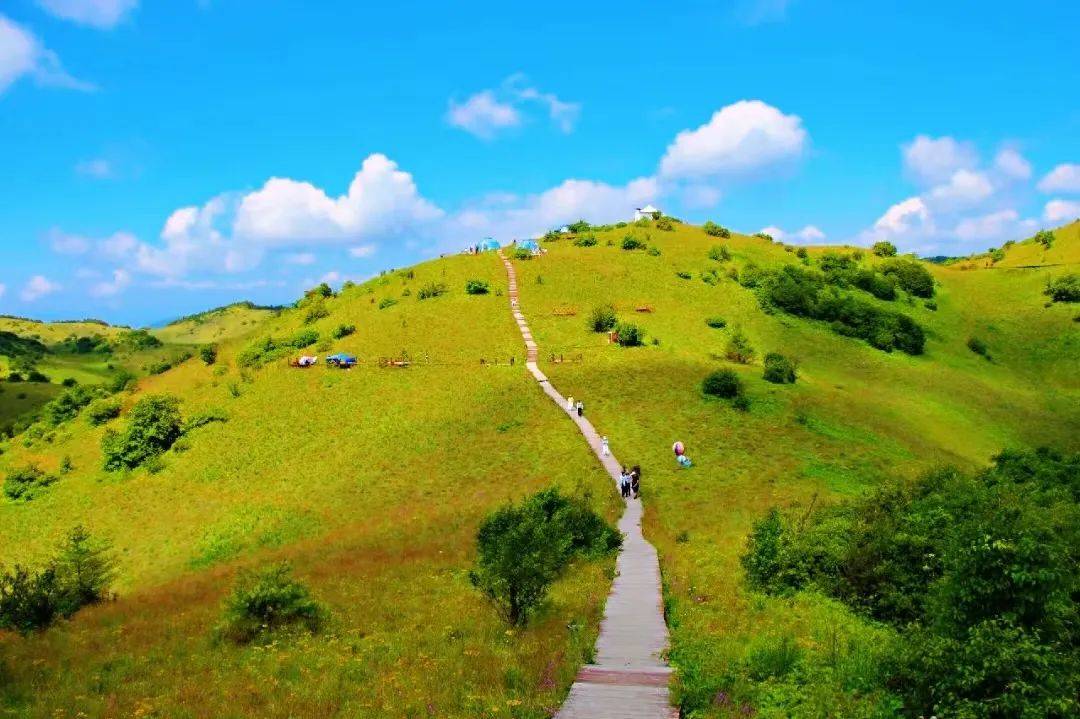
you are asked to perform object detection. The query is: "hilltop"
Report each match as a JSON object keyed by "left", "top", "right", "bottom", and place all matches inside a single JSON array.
[{"left": 1, "top": 220, "right": 1077, "bottom": 717}]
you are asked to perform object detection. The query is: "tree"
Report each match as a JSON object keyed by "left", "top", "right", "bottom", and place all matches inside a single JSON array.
[
  {"left": 702, "top": 369, "right": 742, "bottom": 398},
  {"left": 199, "top": 345, "right": 218, "bottom": 365},
  {"left": 102, "top": 395, "right": 183, "bottom": 471},
  {"left": 219, "top": 562, "right": 326, "bottom": 644},
  {"left": 872, "top": 241, "right": 897, "bottom": 257},
  {"left": 52, "top": 526, "right": 115, "bottom": 616},
  {"left": 588, "top": 305, "right": 618, "bottom": 333},
  {"left": 725, "top": 328, "right": 755, "bottom": 364},
  {"left": 1034, "top": 229, "right": 1055, "bottom": 249}
]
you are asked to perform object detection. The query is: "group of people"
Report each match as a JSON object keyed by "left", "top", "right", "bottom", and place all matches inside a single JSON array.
[
  {"left": 566, "top": 395, "right": 585, "bottom": 417},
  {"left": 620, "top": 466, "right": 641, "bottom": 499}
]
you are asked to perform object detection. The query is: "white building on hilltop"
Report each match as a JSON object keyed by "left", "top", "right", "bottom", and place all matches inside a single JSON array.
[{"left": 633, "top": 204, "right": 661, "bottom": 221}]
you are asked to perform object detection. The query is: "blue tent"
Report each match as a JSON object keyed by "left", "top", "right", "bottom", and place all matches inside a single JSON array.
[
  {"left": 482, "top": 238, "right": 500, "bottom": 251},
  {"left": 326, "top": 353, "right": 357, "bottom": 367},
  {"left": 519, "top": 239, "right": 539, "bottom": 252}
]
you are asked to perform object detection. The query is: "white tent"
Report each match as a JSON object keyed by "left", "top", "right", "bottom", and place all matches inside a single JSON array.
[{"left": 634, "top": 204, "right": 661, "bottom": 221}]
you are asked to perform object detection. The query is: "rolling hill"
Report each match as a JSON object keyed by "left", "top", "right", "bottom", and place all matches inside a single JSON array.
[{"left": 1, "top": 220, "right": 1077, "bottom": 717}]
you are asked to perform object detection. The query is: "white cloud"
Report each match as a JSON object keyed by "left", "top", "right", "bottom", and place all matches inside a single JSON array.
[
  {"left": 926, "top": 169, "right": 994, "bottom": 209},
  {"left": 48, "top": 228, "right": 91, "bottom": 254},
  {"left": 0, "top": 14, "right": 93, "bottom": 94},
  {"left": 0, "top": 284, "right": 5, "bottom": 299},
  {"left": 953, "top": 209, "right": 1037, "bottom": 244},
  {"left": 284, "top": 252, "right": 316, "bottom": 265},
  {"left": 658, "top": 100, "right": 807, "bottom": 180},
  {"left": 348, "top": 244, "right": 377, "bottom": 258},
  {"left": 89, "top": 268, "right": 131, "bottom": 297},
  {"left": 760, "top": 224, "right": 825, "bottom": 244},
  {"left": 1037, "top": 164, "right": 1080, "bottom": 193},
  {"left": 234, "top": 154, "right": 443, "bottom": 245},
  {"left": 505, "top": 74, "right": 581, "bottom": 133},
  {"left": 20, "top": 275, "right": 61, "bottom": 302},
  {"left": 681, "top": 184, "right": 723, "bottom": 209},
  {"left": 1044, "top": 199, "right": 1080, "bottom": 224},
  {"left": 446, "top": 90, "right": 521, "bottom": 139},
  {"left": 36, "top": 0, "right": 138, "bottom": 29},
  {"left": 993, "top": 149, "right": 1032, "bottom": 181},
  {"left": 76, "top": 158, "right": 114, "bottom": 178},
  {"left": 902, "top": 135, "right": 978, "bottom": 185}
]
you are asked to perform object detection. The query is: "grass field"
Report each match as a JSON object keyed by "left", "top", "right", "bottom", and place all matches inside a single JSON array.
[
  {"left": 0, "top": 254, "right": 621, "bottom": 718},
  {"left": 1, "top": 222, "right": 1077, "bottom": 717},
  {"left": 152, "top": 302, "right": 281, "bottom": 345}
]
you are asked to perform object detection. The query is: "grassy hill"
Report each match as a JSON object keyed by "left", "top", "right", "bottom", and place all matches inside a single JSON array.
[
  {"left": 152, "top": 301, "right": 282, "bottom": 344},
  {"left": 1, "top": 221, "right": 1077, "bottom": 717}
]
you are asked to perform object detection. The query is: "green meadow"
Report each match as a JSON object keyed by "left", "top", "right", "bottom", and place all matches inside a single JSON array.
[{"left": 1, "top": 222, "right": 1078, "bottom": 717}]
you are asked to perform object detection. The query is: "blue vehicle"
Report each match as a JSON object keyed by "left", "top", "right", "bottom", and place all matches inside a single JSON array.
[{"left": 326, "top": 353, "right": 357, "bottom": 368}]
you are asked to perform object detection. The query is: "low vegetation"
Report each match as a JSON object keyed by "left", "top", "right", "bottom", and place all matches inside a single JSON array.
[
  {"left": 588, "top": 304, "right": 618, "bottom": 333},
  {"left": 762, "top": 352, "right": 797, "bottom": 384},
  {"left": 101, "top": 395, "right": 184, "bottom": 471},
  {"left": 1044, "top": 273, "right": 1079, "bottom": 303},
  {"left": 217, "top": 562, "right": 326, "bottom": 644},
  {"left": 465, "top": 279, "right": 490, "bottom": 295},
  {"left": 3, "top": 464, "right": 57, "bottom": 501}
]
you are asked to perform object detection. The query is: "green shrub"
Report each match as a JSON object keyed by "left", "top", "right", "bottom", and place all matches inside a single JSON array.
[
  {"left": 470, "top": 488, "right": 618, "bottom": 626},
  {"left": 116, "top": 329, "right": 162, "bottom": 351},
  {"left": 1044, "top": 273, "right": 1080, "bottom": 303},
  {"left": 85, "top": 398, "right": 121, "bottom": 426},
  {"left": 301, "top": 298, "right": 330, "bottom": 324},
  {"left": 745, "top": 634, "right": 803, "bottom": 681},
  {"left": 107, "top": 369, "right": 136, "bottom": 393},
  {"left": 218, "top": 562, "right": 326, "bottom": 644},
  {"left": 702, "top": 369, "right": 742, "bottom": 399},
  {"left": 289, "top": 329, "right": 319, "bottom": 349},
  {"left": 567, "top": 219, "right": 591, "bottom": 233},
  {"left": 0, "top": 526, "right": 114, "bottom": 634},
  {"left": 331, "top": 323, "right": 356, "bottom": 339},
  {"left": 725, "top": 328, "right": 754, "bottom": 364},
  {"left": 646, "top": 245, "right": 661, "bottom": 256},
  {"left": 378, "top": 297, "right": 397, "bottom": 310},
  {"left": 754, "top": 231, "right": 774, "bottom": 242},
  {"left": 762, "top": 353, "right": 797, "bottom": 384},
  {"left": 731, "top": 390, "right": 751, "bottom": 412},
  {"left": 61, "top": 377, "right": 77, "bottom": 388},
  {"left": 872, "top": 241, "right": 897, "bottom": 257},
  {"left": 102, "top": 395, "right": 183, "bottom": 471},
  {"left": 183, "top": 408, "right": 228, "bottom": 433},
  {"left": 26, "top": 370, "right": 49, "bottom": 383},
  {"left": 880, "top": 258, "right": 935, "bottom": 297},
  {"left": 675, "top": 271, "right": 692, "bottom": 280},
  {"left": 703, "top": 221, "right": 731, "bottom": 238},
  {"left": 3, "top": 465, "right": 57, "bottom": 501},
  {"left": 708, "top": 245, "right": 731, "bottom": 262},
  {"left": 588, "top": 304, "right": 618, "bottom": 333},
  {"left": 613, "top": 322, "right": 643, "bottom": 347},
  {"left": 621, "top": 235, "right": 646, "bottom": 250},
  {"left": 237, "top": 336, "right": 287, "bottom": 368},
  {"left": 705, "top": 316, "right": 727, "bottom": 329},
  {"left": 1034, "top": 229, "right": 1055, "bottom": 248},
  {"left": 512, "top": 247, "right": 533, "bottom": 260},
  {"left": 43, "top": 386, "right": 96, "bottom": 426},
  {"left": 573, "top": 234, "right": 598, "bottom": 247},
  {"left": 852, "top": 270, "right": 897, "bottom": 301},
  {"left": 305, "top": 282, "right": 334, "bottom": 299},
  {"left": 966, "top": 336, "right": 990, "bottom": 359},
  {"left": 924, "top": 300, "right": 937, "bottom": 311},
  {"left": 656, "top": 217, "right": 674, "bottom": 231},
  {"left": 465, "top": 279, "right": 490, "bottom": 295},
  {"left": 199, "top": 345, "right": 218, "bottom": 365},
  {"left": 795, "top": 247, "right": 808, "bottom": 259},
  {"left": 417, "top": 281, "right": 448, "bottom": 299}
]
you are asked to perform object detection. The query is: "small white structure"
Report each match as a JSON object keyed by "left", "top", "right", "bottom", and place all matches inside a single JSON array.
[{"left": 634, "top": 204, "right": 661, "bottom": 221}]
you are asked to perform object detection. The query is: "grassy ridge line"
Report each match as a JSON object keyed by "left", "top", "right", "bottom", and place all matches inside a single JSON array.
[{"left": 0, "top": 252, "right": 621, "bottom": 717}]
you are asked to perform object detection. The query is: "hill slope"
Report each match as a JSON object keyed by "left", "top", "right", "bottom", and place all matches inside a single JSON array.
[{"left": 1, "top": 222, "right": 1077, "bottom": 717}]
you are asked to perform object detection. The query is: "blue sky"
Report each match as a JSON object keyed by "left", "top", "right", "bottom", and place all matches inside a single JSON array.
[{"left": 2, "top": 0, "right": 1079, "bottom": 325}]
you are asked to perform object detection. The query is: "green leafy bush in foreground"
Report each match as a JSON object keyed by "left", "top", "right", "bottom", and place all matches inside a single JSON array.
[
  {"left": 465, "top": 279, "right": 490, "bottom": 295},
  {"left": 702, "top": 369, "right": 743, "bottom": 399},
  {"left": 588, "top": 304, "right": 617, "bottom": 333},
  {"left": 762, "top": 352, "right": 797, "bottom": 384},
  {"left": 85, "top": 398, "right": 121, "bottom": 426},
  {"left": 1044, "top": 273, "right": 1080, "bottom": 303},
  {"left": 470, "top": 488, "right": 619, "bottom": 626},
  {"left": 741, "top": 448, "right": 1080, "bottom": 718},
  {"left": 218, "top": 562, "right": 326, "bottom": 644},
  {"left": 101, "top": 395, "right": 183, "bottom": 471},
  {"left": 613, "top": 322, "right": 643, "bottom": 347},
  {"left": 0, "top": 526, "right": 114, "bottom": 634}
]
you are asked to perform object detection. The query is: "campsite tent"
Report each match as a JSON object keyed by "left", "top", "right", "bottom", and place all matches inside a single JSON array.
[
  {"left": 482, "top": 238, "right": 501, "bottom": 251},
  {"left": 326, "top": 353, "right": 357, "bottom": 367},
  {"left": 519, "top": 239, "right": 540, "bottom": 253}
]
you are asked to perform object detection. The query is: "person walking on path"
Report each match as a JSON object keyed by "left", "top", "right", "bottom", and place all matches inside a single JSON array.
[
  {"left": 567, "top": 395, "right": 575, "bottom": 412},
  {"left": 620, "top": 468, "right": 631, "bottom": 498},
  {"left": 576, "top": 400, "right": 584, "bottom": 417},
  {"left": 631, "top": 465, "right": 641, "bottom": 499},
  {"left": 601, "top": 436, "right": 610, "bottom": 456}
]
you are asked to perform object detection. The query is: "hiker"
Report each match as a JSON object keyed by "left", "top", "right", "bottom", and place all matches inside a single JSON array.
[
  {"left": 619, "top": 468, "right": 631, "bottom": 498},
  {"left": 576, "top": 400, "right": 584, "bottom": 417},
  {"left": 677, "top": 454, "right": 693, "bottom": 469},
  {"left": 567, "top": 395, "right": 575, "bottom": 412},
  {"left": 631, "top": 465, "right": 641, "bottom": 498},
  {"left": 601, "top": 436, "right": 610, "bottom": 456}
]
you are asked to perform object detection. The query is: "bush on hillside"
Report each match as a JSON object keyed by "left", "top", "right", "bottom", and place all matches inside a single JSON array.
[
  {"left": 762, "top": 353, "right": 798, "bottom": 384},
  {"left": 199, "top": 345, "right": 218, "bottom": 365},
  {"left": 301, "top": 298, "right": 330, "bottom": 324},
  {"left": 101, "top": 395, "right": 183, "bottom": 471},
  {"left": 675, "top": 271, "right": 692, "bottom": 280},
  {"left": 0, "top": 526, "right": 114, "bottom": 634},
  {"left": 115, "top": 329, "right": 162, "bottom": 351},
  {"left": 1035, "top": 229, "right": 1055, "bottom": 248},
  {"left": 107, "top": 369, "right": 136, "bottom": 393},
  {"left": 511, "top": 247, "right": 533, "bottom": 260},
  {"left": 966, "top": 336, "right": 991, "bottom": 359},
  {"left": 573, "top": 234, "right": 598, "bottom": 247},
  {"left": 378, "top": 297, "right": 397, "bottom": 310},
  {"left": 3, "top": 465, "right": 57, "bottom": 501},
  {"left": 588, "top": 304, "right": 618, "bottom": 333},
  {"left": 851, "top": 269, "right": 897, "bottom": 301},
  {"left": 613, "top": 322, "right": 643, "bottom": 347},
  {"left": 43, "top": 385, "right": 97, "bottom": 426},
  {"left": 289, "top": 329, "right": 319, "bottom": 349},
  {"left": 703, "top": 221, "right": 731, "bottom": 238},
  {"left": 567, "top": 219, "right": 591, "bottom": 233},
  {"left": 702, "top": 369, "right": 743, "bottom": 399},
  {"left": 470, "top": 489, "right": 619, "bottom": 626},
  {"left": 656, "top": 217, "right": 674, "bottom": 231},
  {"left": 872, "top": 241, "right": 897, "bottom": 257},
  {"left": 754, "top": 232, "right": 774, "bottom": 242},
  {"left": 741, "top": 448, "right": 1080, "bottom": 717},
  {"left": 708, "top": 245, "right": 732, "bottom": 262},
  {"left": 1044, "top": 273, "right": 1080, "bottom": 303},
  {"left": 725, "top": 328, "right": 755, "bottom": 364},
  {"left": 305, "top": 282, "right": 334, "bottom": 299},
  {"left": 621, "top": 235, "right": 646, "bottom": 250},
  {"left": 237, "top": 336, "right": 286, "bottom": 368},
  {"left": 417, "top": 281, "right": 448, "bottom": 299},
  {"left": 880, "top": 258, "right": 935, "bottom": 298},
  {"left": 465, "top": 279, "right": 490, "bottom": 295},
  {"left": 331, "top": 323, "right": 356, "bottom": 339},
  {"left": 85, "top": 398, "right": 121, "bottom": 426},
  {"left": 218, "top": 562, "right": 326, "bottom": 644},
  {"left": 705, "top": 316, "right": 727, "bottom": 329},
  {"left": 795, "top": 247, "right": 809, "bottom": 259}
]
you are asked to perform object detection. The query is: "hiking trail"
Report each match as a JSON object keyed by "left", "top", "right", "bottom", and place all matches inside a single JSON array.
[{"left": 498, "top": 250, "right": 677, "bottom": 719}]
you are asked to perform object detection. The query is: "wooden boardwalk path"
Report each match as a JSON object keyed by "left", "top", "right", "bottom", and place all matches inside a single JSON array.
[{"left": 497, "top": 250, "right": 677, "bottom": 719}]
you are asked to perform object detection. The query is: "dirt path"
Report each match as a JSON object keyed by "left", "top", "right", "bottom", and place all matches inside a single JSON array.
[{"left": 497, "top": 250, "right": 677, "bottom": 719}]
